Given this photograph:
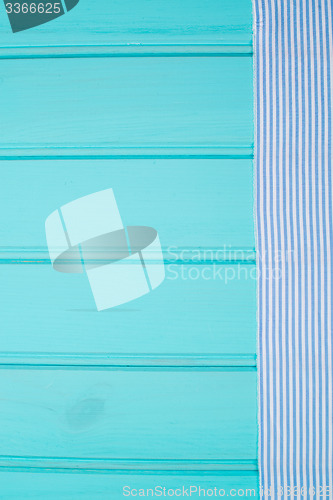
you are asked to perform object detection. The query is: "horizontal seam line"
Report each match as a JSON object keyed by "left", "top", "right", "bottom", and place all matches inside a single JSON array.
[
  {"left": 0, "top": 147, "right": 254, "bottom": 160},
  {"left": 0, "top": 457, "right": 259, "bottom": 472},
  {"left": 0, "top": 354, "right": 257, "bottom": 370},
  {"left": 0, "top": 365, "right": 257, "bottom": 371},
  {"left": 0, "top": 44, "right": 253, "bottom": 59}
]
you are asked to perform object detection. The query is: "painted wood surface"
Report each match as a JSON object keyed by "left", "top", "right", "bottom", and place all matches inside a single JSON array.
[
  {"left": 0, "top": 0, "right": 255, "bottom": 489},
  {"left": 0, "top": 370, "right": 257, "bottom": 460},
  {"left": 0, "top": 0, "right": 252, "bottom": 48},
  {"left": 0, "top": 263, "right": 256, "bottom": 356},
  {"left": 0, "top": 471, "right": 259, "bottom": 499},
  {"left": 0, "top": 158, "right": 256, "bottom": 359},
  {"left": 0, "top": 146, "right": 253, "bottom": 160},
  {"left": 0, "top": 58, "right": 253, "bottom": 149},
  {"left": 0, "top": 456, "right": 257, "bottom": 472},
  {"left": 0, "top": 160, "right": 254, "bottom": 249}
]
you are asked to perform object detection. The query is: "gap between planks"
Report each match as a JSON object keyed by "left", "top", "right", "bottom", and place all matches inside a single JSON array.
[
  {"left": 0, "top": 247, "right": 256, "bottom": 265},
  {"left": 0, "top": 44, "right": 253, "bottom": 59},
  {"left": 0, "top": 457, "right": 258, "bottom": 473},
  {"left": 0, "top": 354, "right": 257, "bottom": 370},
  {"left": 0, "top": 146, "right": 254, "bottom": 160}
]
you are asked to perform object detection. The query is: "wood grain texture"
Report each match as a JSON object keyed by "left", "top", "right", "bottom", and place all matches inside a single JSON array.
[
  {"left": 0, "top": 44, "right": 253, "bottom": 59},
  {"left": 0, "top": 0, "right": 252, "bottom": 47},
  {"left": 0, "top": 457, "right": 258, "bottom": 472},
  {"left": 0, "top": 248, "right": 256, "bottom": 265},
  {"left": 0, "top": 354, "right": 257, "bottom": 368},
  {"left": 0, "top": 370, "right": 257, "bottom": 459},
  {"left": 0, "top": 58, "right": 253, "bottom": 148},
  {"left": 0, "top": 0, "right": 256, "bottom": 489},
  {"left": 0, "top": 159, "right": 254, "bottom": 249},
  {"left": 0, "top": 146, "right": 254, "bottom": 160},
  {"left": 0, "top": 263, "right": 256, "bottom": 355},
  {"left": 0, "top": 471, "right": 258, "bottom": 498}
]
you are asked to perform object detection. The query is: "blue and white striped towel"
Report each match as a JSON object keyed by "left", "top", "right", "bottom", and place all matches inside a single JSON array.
[{"left": 254, "top": 0, "right": 333, "bottom": 497}]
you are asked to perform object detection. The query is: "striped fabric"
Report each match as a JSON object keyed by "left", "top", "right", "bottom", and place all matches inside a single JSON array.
[{"left": 253, "top": 1, "right": 333, "bottom": 497}]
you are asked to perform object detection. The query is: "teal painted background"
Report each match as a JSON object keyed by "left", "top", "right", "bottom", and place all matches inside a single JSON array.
[{"left": 0, "top": 0, "right": 256, "bottom": 497}]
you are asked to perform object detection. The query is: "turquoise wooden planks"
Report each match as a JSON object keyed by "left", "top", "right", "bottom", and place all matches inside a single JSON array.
[
  {"left": 0, "top": 58, "right": 253, "bottom": 149},
  {"left": 0, "top": 159, "right": 255, "bottom": 357},
  {"left": 0, "top": 263, "right": 256, "bottom": 356},
  {"left": 0, "top": 159, "right": 254, "bottom": 249},
  {"left": 0, "top": 370, "right": 257, "bottom": 459},
  {"left": 0, "top": 0, "right": 252, "bottom": 48},
  {"left": 0, "top": 472, "right": 259, "bottom": 499},
  {"left": 0, "top": 0, "right": 256, "bottom": 492}
]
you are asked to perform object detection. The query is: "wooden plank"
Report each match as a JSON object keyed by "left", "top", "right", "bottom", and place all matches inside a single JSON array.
[
  {"left": 0, "top": 354, "right": 256, "bottom": 368},
  {"left": 0, "top": 159, "right": 255, "bottom": 356},
  {"left": 0, "top": 471, "right": 259, "bottom": 498},
  {"left": 0, "top": 248, "right": 256, "bottom": 265},
  {"left": 0, "top": 263, "right": 256, "bottom": 355},
  {"left": 0, "top": 58, "right": 253, "bottom": 148},
  {"left": 0, "top": 159, "right": 254, "bottom": 249},
  {"left": 0, "top": 370, "right": 257, "bottom": 459},
  {"left": 0, "top": 0, "right": 252, "bottom": 47}
]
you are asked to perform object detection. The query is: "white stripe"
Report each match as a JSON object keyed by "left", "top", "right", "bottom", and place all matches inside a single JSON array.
[
  {"left": 270, "top": 1, "right": 282, "bottom": 492},
  {"left": 276, "top": 1, "right": 288, "bottom": 491},
  {"left": 263, "top": 1, "right": 275, "bottom": 494},
  {"left": 326, "top": 0, "right": 333, "bottom": 489},
  {"left": 302, "top": 0, "right": 314, "bottom": 489},
  {"left": 295, "top": 0, "right": 307, "bottom": 489},
  {"left": 308, "top": 2, "right": 321, "bottom": 489},
  {"left": 282, "top": 0, "right": 295, "bottom": 491},
  {"left": 257, "top": 0, "right": 269, "bottom": 493},
  {"left": 289, "top": 2, "right": 301, "bottom": 492},
  {"left": 314, "top": 0, "right": 326, "bottom": 489}
]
